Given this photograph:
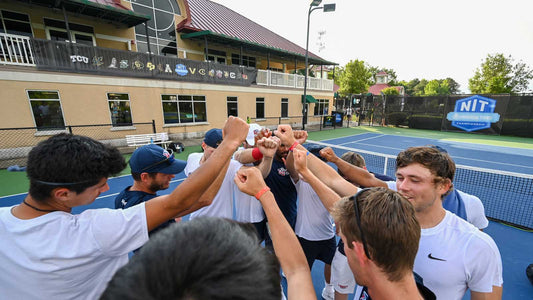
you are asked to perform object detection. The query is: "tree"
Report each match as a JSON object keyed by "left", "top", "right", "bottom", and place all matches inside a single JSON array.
[
  {"left": 413, "top": 79, "right": 428, "bottom": 96},
  {"left": 424, "top": 79, "right": 450, "bottom": 96},
  {"left": 444, "top": 78, "right": 461, "bottom": 94},
  {"left": 337, "top": 60, "right": 373, "bottom": 95},
  {"left": 381, "top": 87, "right": 400, "bottom": 95},
  {"left": 468, "top": 53, "right": 533, "bottom": 94}
]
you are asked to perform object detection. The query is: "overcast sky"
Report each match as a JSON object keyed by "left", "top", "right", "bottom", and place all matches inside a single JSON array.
[{"left": 214, "top": 0, "right": 533, "bottom": 93}]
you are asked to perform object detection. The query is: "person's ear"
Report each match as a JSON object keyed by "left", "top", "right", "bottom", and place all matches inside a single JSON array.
[
  {"left": 351, "top": 240, "right": 369, "bottom": 264},
  {"left": 140, "top": 172, "right": 151, "bottom": 182},
  {"left": 53, "top": 187, "right": 72, "bottom": 202},
  {"left": 437, "top": 178, "right": 452, "bottom": 196}
]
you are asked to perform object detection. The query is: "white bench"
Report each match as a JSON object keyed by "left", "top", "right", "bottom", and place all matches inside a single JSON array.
[{"left": 126, "top": 132, "right": 171, "bottom": 149}]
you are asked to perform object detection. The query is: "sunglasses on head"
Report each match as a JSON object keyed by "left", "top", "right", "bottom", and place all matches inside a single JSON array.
[
  {"left": 140, "top": 149, "right": 175, "bottom": 172},
  {"left": 348, "top": 188, "right": 371, "bottom": 259}
]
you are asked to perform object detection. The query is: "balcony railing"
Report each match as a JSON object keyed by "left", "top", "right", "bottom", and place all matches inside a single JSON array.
[
  {"left": 0, "top": 33, "right": 34, "bottom": 66},
  {"left": 0, "top": 33, "right": 334, "bottom": 91},
  {"left": 256, "top": 69, "right": 333, "bottom": 91}
]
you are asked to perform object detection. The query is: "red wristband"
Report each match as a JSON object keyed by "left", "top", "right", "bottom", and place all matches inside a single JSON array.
[
  {"left": 254, "top": 186, "right": 270, "bottom": 200},
  {"left": 288, "top": 141, "right": 299, "bottom": 151},
  {"left": 252, "top": 147, "right": 263, "bottom": 160}
]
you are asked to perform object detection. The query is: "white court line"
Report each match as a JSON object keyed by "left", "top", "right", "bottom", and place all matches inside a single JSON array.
[{"left": 338, "top": 134, "right": 385, "bottom": 146}]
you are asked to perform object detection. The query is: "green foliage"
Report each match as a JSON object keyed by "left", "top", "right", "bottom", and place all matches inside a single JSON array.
[
  {"left": 444, "top": 78, "right": 461, "bottom": 94},
  {"left": 292, "top": 69, "right": 315, "bottom": 77},
  {"left": 413, "top": 79, "right": 428, "bottom": 96},
  {"left": 337, "top": 60, "right": 373, "bottom": 95},
  {"left": 424, "top": 79, "right": 450, "bottom": 96},
  {"left": 381, "top": 87, "right": 400, "bottom": 95},
  {"left": 468, "top": 53, "right": 533, "bottom": 94},
  {"left": 387, "top": 112, "right": 408, "bottom": 126}
]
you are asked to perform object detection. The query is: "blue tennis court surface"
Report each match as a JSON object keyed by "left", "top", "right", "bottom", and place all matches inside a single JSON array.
[{"left": 0, "top": 132, "right": 532, "bottom": 299}]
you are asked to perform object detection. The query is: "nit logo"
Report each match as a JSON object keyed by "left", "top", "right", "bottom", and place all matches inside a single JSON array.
[
  {"left": 175, "top": 64, "right": 188, "bottom": 76},
  {"left": 446, "top": 95, "right": 500, "bottom": 132}
]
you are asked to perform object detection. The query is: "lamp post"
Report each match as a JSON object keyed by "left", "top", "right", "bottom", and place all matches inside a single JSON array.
[{"left": 302, "top": 0, "right": 335, "bottom": 130}]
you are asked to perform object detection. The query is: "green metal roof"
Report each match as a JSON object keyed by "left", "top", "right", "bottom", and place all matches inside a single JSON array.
[{"left": 181, "top": 30, "right": 337, "bottom": 66}]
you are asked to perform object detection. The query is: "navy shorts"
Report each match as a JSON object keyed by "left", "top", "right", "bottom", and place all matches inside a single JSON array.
[{"left": 297, "top": 236, "right": 337, "bottom": 269}]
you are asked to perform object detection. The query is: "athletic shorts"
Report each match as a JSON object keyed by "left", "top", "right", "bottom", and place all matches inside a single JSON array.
[
  {"left": 297, "top": 236, "right": 336, "bottom": 269},
  {"left": 331, "top": 247, "right": 356, "bottom": 294}
]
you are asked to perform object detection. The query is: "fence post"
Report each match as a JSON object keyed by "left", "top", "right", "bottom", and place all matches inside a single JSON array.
[
  {"left": 67, "top": 125, "right": 72, "bottom": 134},
  {"left": 151, "top": 120, "right": 156, "bottom": 133},
  {"left": 320, "top": 115, "right": 323, "bottom": 131}
]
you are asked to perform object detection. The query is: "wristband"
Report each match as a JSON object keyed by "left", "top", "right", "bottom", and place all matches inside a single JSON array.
[
  {"left": 288, "top": 141, "right": 299, "bottom": 151},
  {"left": 254, "top": 186, "right": 270, "bottom": 200},
  {"left": 252, "top": 147, "right": 263, "bottom": 160}
]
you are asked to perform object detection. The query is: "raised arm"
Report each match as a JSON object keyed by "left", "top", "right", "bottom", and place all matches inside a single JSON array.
[
  {"left": 255, "top": 137, "right": 278, "bottom": 178},
  {"left": 144, "top": 117, "right": 248, "bottom": 231},
  {"left": 274, "top": 125, "right": 358, "bottom": 197},
  {"left": 319, "top": 147, "right": 387, "bottom": 188},
  {"left": 234, "top": 167, "right": 316, "bottom": 300}
]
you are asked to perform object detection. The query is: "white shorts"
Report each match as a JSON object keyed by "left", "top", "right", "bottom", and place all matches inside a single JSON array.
[{"left": 330, "top": 247, "right": 356, "bottom": 294}]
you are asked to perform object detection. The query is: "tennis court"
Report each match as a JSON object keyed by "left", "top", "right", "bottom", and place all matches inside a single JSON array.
[{"left": 0, "top": 126, "right": 532, "bottom": 299}]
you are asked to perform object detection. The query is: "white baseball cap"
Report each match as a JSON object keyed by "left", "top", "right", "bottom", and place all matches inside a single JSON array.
[{"left": 246, "top": 123, "right": 262, "bottom": 146}]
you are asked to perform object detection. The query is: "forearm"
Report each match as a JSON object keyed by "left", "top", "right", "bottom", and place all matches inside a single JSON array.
[
  {"left": 257, "top": 156, "right": 273, "bottom": 178},
  {"left": 259, "top": 192, "right": 315, "bottom": 297},
  {"left": 233, "top": 148, "right": 256, "bottom": 164},
  {"left": 335, "top": 159, "right": 387, "bottom": 188},
  {"left": 471, "top": 286, "right": 502, "bottom": 300}
]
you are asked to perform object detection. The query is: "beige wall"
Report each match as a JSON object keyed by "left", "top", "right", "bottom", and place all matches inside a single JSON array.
[{"left": 0, "top": 70, "right": 332, "bottom": 146}]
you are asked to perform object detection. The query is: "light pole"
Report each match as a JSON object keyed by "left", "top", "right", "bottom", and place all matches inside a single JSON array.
[{"left": 302, "top": 0, "right": 335, "bottom": 130}]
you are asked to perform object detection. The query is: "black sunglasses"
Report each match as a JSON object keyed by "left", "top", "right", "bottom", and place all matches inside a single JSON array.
[
  {"left": 140, "top": 149, "right": 175, "bottom": 172},
  {"left": 349, "top": 188, "right": 371, "bottom": 259}
]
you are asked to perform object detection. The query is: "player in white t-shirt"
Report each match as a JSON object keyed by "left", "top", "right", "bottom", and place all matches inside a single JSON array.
[
  {"left": 274, "top": 126, "right": 502, "bottom": 300},
  {"left": 0, "top": 117, "right": 249, "bottom": 300}
]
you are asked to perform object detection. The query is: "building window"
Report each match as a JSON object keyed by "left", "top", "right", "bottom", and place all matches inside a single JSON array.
[
  {"left": 231, "top": 54, "right": 256, "bottom": 68},
  {"left": 27, "top": 90, "right": 65, "bottom": 130},
  {"left": 206, "top": 49, "right": 226, "bottom": 64},
  {"left": 314, "top": 99, "right": 330, "bottom": 116},
  {"left": 0, "top": 10, "right": 33, "bottom": 37},
  {"left": 227, "top": 96, "right": 238, "bottom": 117},
  {"left": 43, "top": 18, "right": 96, "bottom": 45},
  {"left": 281, "top": 98, "right": 288, "bottom": 118},
  {"left": 108, "top": 93, "right": 132, "bottom": 126},
  {"left": 162, "top": 94, "right": 207, "bottom": 124},
  {"left": 129, "top": 0, "right": 180, "bottom": 56},
  {"left": 256, "top": 97, "right": 265, "bottom": 119}
]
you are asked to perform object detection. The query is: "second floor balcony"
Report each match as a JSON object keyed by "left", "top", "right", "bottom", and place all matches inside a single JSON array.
[{"left": 0, "top": 33, "right": 334, "bottom": 92}]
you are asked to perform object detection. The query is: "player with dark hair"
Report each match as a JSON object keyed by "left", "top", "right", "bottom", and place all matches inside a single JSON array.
[{"left": 0, "top": 117, "right": 249, "bottom": 299}]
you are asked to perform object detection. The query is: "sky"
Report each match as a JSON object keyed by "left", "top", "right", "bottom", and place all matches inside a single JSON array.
[{"left": 214, "top": 0, "right": 533, "bottom": 93}]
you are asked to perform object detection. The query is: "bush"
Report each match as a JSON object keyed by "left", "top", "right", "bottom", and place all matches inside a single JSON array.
[{"left": 387, "top": 112, "right": 408, "bottom": 126}]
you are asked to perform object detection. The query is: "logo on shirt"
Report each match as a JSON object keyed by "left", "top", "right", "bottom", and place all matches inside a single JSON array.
[
  {"left": 427, "top": 253, "right": 446, "bottom": 261},
  {"left": 277, "top": 167, "right": 289, "bottom": 176},
  {"left": 338, "top": 284, "right": 348, "bottom": 289}
]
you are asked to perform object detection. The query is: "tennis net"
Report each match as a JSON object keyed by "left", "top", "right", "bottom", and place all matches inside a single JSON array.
[{"left": 307, "top": 140, "right": 533, "bottom": 230}]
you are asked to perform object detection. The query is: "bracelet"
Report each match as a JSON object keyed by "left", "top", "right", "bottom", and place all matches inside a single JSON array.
[
  {"left": 252, "top": 147, "right": 263, "bottom": 160},
  {"left": 288, "top": 141, "right": 299, "bottom": 151},
  {"left": 254, "top": 186, "right": 270, "bottom": 200}
]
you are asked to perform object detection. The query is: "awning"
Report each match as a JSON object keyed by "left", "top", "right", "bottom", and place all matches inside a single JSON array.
[
  {"left": 181, "top": 31, "right": 337, "bottom": 66},
  {"left": 17, "top": 0, "right": 151, "bottom": 27},
  {"left": 302, "top": 95, "right": 317, "bottom": 103}
]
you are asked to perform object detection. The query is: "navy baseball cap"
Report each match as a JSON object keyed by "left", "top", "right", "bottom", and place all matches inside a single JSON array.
[
  {"left": 204, "top": 128, "right": 223, "bottom": 148},
  {"left": 129, "top": 144, "right": 186, "bottom": 174},
  {"left": 305, "top": 144, "right": 328, "bottom": 162}
]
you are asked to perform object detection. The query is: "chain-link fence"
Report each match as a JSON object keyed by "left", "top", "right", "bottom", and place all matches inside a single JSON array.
[{"left": 0, "top": 121, "right": 155, "bottom": 168}]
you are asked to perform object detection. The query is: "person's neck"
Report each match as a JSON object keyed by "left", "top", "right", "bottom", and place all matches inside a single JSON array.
[
  {"left": 12, "top": 195, "right": 69, "bottom": 219},
  {"left": 366, "top": 272, "right": 423, "bottom": 300},
  {"left": 416, "top": 203, "right": 446, "bottom": 229},
  {"left": 129, "top": 181, "right": 156, "bottom": 194}
]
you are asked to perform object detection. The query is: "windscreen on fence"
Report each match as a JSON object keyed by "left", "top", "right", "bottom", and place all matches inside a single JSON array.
[{"left": 306, "top": 140, "right": 533, "bottom": 230}]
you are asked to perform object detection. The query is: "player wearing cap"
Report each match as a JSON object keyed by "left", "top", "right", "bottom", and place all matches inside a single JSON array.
[
  {"left": 114, "top": 144, "right": 186, "bottom": 237},
  {"left": 184, "top": 128, "right": 243, "bottom": 219},
  {"left": 0, "top": 117, "right": 249, "bottom": 299}
]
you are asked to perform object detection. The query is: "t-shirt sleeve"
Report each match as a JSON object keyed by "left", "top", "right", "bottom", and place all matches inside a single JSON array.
[
  {"left": 386, "top": 181, "right": 397, "bottom": 191},
  {"left": 461, "top": 191, "right": 489, "bottom": 230},
  {"left": 89, "top": 203, "right": 149, "bottom": 256},
  {"left": 464, "top": 232, "right": 503, "bottom": 292}
]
